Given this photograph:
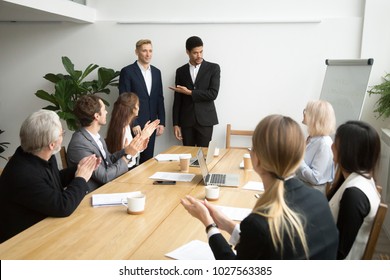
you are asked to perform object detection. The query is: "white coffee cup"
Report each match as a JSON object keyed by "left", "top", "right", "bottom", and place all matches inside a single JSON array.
[
  {"left": 122, "top": 193, "right": 146, "bottom": 215},
  {"left": 214, "top": 147, "right": 220, "bottom": 157},
  {"left": 205, "top": 185, "right": 220, "bottom": 201},
  {"left": 179, "top": 154, "right": 191, "bottom": 172},
  {"left": 243, "top": 153, "right": 253, "bottom": 170}
]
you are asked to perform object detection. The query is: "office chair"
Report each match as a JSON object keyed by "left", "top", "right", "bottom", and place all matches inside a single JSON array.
[
  {"left": 60, "top": 146, "right": 68, "bottom": 169},
  {"left": 225, "top": 124, "right": 253, "bottom": 149},
  {"left": 361, "top": 202, "right": 388, "bottom": 259}
]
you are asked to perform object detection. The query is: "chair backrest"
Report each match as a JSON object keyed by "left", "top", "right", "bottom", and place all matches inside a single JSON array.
[
  {"left": 376, "top": 185, "right": 383, "bottom": 196},
  {"left": 60, "top": 146, "right": 68, "bottom": 169},
  {"left": 362, "top": 202, "right": 388, "bottom": 259},
  {"left": 225, "top": 124, "right": 253, "bottom": 149}
]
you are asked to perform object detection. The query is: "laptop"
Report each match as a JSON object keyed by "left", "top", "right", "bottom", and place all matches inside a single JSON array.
[
  {"left": 197, "top": 148, "right": 240, "bottom": 187},
  {"left": 190, "top": 140, "right": 217, "bottom": 167}
]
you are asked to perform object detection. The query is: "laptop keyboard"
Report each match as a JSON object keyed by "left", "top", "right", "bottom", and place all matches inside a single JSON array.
[{"left": 209, "top": 174, "right": 226, "bottom": 184}]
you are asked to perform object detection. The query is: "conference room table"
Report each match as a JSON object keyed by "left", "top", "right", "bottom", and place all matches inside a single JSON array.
[{"left": 0, "top": 146, "right": 261, "bottom": 260}]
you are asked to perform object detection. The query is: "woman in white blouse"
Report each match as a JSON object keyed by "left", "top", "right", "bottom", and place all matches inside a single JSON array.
[
  {"left": 106, "top": 92, "right": 159, "bottom": 168},
  {"left": 327, "top": 120, "right": 381, "bottom": 259},
  {"left": 296, "top": 100, "right": 336, "bottom": 194}
]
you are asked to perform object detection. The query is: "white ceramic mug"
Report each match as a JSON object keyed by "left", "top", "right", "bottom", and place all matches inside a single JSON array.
[
  {"left": 243, "top": 153, "right": 253, "bottom": 170},
  {"left": 121, "top": 193, "right": 146, "bottom": 215},
  {"left": 205, "top": 185, "right": 220, "bottom": 201},
  {"left": 214, "top": 147, "right": 220, "bottom": 157},
  {"left": 179, "top": 154, "right": 191, "bottom": 172}
]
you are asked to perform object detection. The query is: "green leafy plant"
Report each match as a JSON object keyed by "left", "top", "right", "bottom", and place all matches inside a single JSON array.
[
  {"left": 368, "top": 73, "right": 390, "bottom": 120},
  {"left": 0, "top": 130, "right": 10, "bottom": 161},
  {"left": 35, "top": 56, "right": 120, "bottom": 130}
]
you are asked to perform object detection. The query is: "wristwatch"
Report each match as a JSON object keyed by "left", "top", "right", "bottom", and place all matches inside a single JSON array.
[
  {"left": 205, "top": 223, "right": 218, "bottom": 233},
  {"left": 125, "top": 154, "right": 132, "bottom": 161}
]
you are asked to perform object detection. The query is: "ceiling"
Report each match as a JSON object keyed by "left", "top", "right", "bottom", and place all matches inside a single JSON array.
[{"left": 0, "top": 0, "right": 95, "bottom": 23}]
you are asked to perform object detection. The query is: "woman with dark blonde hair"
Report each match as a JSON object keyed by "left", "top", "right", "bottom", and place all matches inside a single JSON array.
[
  {"left": 181, "top": 115, "right": 338, "bottom": 259},
  {"left": 106, "top": 92, "right": 159, "bottom": 168}
]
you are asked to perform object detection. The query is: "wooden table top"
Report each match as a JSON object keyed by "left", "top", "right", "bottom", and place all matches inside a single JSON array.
[{"left": 0, "top": 146, "right": 262, "bottom": 259}]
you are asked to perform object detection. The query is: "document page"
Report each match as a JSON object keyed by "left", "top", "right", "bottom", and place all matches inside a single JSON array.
[
  {"left": 91, "top": 191, "right": 141, "bottom": 207},
  {"left": 216, "top": 205, "right": 252, "bottom": 221},
  {"left": 165, "top": 240, "right": 215, "bottom": 260},
  {"left": 154, "top": 153, "right": 191, "bottom": 162},
  {"left": 242, "top": 181, "right": 264, "bottom": 191},
  {"left": 149, "top": 172, "right": 195, "bottom": 182}
]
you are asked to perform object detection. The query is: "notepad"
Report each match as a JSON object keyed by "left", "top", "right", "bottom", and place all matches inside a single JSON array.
[{"left": 91, "top": 191, "right": 141, "bottom": 207}]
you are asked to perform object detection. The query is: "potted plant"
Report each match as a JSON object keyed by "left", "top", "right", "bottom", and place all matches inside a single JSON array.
[
  {"left": 0, "top": 129, "right": 10, "bottom": 161},
  {"left": 368, "top": 73, "right": 390, "bottom": 119},
  {"left": 35, "top": 56, "right": 120, "bottom": 130}
]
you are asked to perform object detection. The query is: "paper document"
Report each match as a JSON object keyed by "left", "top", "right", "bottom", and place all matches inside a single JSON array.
[
  {"left": 91, "top": 191, "right": 141, "bottom": 207},
  {"left": 165, "top": 240, "right": 215, "bottom": 260},
  {"left": 216, "top": 205, "right": 251, "bottom": 221},
  {"left": 149, "top": 172, "right": 195, "bottom": 182},
  {"left": 242, "top": 181, "right": 264, "bottom": 191},
  {"left": 154, "top": 153, "right": 191, "bottom": 162}
]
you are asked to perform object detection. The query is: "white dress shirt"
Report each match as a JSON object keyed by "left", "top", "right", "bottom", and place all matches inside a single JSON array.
[
  {"left": 137, "top": 61, "right": 152, "bottom": 95},
  {"left": 189, "top": 63, "right": 201, "bottom": 83},
  {"left": 123, "top": 125, "right": 139, "bottom": 168},
  {"left": 85, "top": 130, "right": 106, "bottom": 159}
]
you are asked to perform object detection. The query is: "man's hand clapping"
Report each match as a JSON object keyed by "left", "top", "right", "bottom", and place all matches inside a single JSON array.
[{"left": 75, "top": 154, "right": 101, "bottom": 182}]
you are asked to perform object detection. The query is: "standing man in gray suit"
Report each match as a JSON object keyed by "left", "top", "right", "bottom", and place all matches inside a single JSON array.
[
  {"left": 67, "top": 95, "right": 158, "bottom": 191},
  {"left": 170, "top": 36, "right": 220, "bottom": 147}
]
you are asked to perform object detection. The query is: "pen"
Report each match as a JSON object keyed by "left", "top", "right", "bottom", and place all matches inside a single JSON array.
[{"left": 254, "top": 193, "right": 261, "bottom": 199}]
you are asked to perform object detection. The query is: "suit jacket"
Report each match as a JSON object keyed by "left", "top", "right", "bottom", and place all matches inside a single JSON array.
[
  {"left": 118, "top": 61, "right": 165, "bottom": 128},
  {"left": 172, "top": 60, "right": 220, "bottom": 127},
  {"left": 0, "top": 146, "right": 89, "bottom": 243},
  {"left": 67, "top": 128, "right": 128, "bottom": 191},
  {"left": 209, "top": 178, "right": 339, "bottom": 259}
]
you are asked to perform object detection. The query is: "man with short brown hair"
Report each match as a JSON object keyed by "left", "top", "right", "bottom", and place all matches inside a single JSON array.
[{"left": 119, "top": 39, "right": 165, "bottom": 163}]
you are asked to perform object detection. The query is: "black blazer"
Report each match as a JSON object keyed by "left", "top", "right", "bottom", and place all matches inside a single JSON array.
[
  {"left": 172, "top": 60, "right": 220, "bottom": 127},
  {"left": 209, "top": 178, "right": 339, "bottom": 259},
  {"left": 0, "top": 147, "right": 88, "bottom": 243},
  {"left": 118, "top": 61, "right": 165, "bottom": 128}
]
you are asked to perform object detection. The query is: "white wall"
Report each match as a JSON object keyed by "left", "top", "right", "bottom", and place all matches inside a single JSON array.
[
  {"left": 361, "top": 0, "right": 390, "bottom": 238},
  {"left": 361, "top": 0, "right": 390, "bottom": 130},
  {"left": 0, "top": 0, "right": 375, "bottom": 168}
]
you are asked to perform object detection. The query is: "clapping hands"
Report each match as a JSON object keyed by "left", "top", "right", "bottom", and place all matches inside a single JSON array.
[
  {"left": 181, "top": 195, "right": 237, "bottom": 234},
  {"left": 75, "top": 154, "right": 101, "bottom": 182},
  {"left": 125, "top": 119, "right": 160, "bottom": 156}
]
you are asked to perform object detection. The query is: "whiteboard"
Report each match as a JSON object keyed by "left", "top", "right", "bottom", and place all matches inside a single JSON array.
[{"left": 319, "top": 59, "right": 374, "bottom": 127}]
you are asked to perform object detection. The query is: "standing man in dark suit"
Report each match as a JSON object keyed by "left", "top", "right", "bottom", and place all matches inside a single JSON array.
[
  {"left": 119, "top": 39, "right": 165, "bottom": 164},
  {"left": 170, "top": 36, "right": 220, "bottom": 147}
]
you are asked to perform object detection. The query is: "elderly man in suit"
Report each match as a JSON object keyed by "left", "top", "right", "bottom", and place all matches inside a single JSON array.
[
  {"left": 67, "top": 95, "right": 157, "bottom": 191},
  {"left": 170, "top": 36, "right": 221, "bottom": 147},
  {"left": 118, "top": 39, "right": 166, "bottom": 164}
]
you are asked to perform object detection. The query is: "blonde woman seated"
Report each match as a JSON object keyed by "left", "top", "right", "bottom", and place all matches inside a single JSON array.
[
  {"left": 181, "top": 115, "right": 338, "bottom": 259},
  {"left": 296, "top": 100, "right": 336, "bottom": 194},
  {"left": 106, "top": 92, "right": 159, "bottom": 168},
  {"left": 328, "top": 121, "right": 381, "bottom": 259}
]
